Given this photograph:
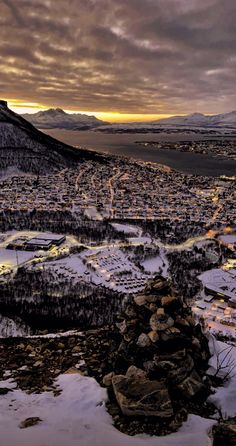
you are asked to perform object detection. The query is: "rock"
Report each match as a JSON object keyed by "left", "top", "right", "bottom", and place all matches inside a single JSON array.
[
  {"left": 150, "top": 313, "right": 174, "bottom": 332},
  {"left": 175, "top": 316, "right": 190, "bottom": 328},
  {"left": 19, "top": 417, "right": 42, "bottom": 429},
  {"left": 123, "top": 331, "right": 137, "bottom": 343},
  {"left": 176, "top": 369, "right": 205, "bottom": 399},
  {"left": 167, "top": 355, "right": 194, "bottom": 384},
  {"left": 191, "top": 337, "right": 201, "bottom": 350},
  {"left": 160, "top": 327, "right": 181, "bottom": 342},
  {"left": 0, "top": 388, "right": 12, "bottom": 395},
  {"left": 103, "top": 372, "right": 115, "bottom": 387},
  {"left": 186, "top": 316, "right": 196, "bottom": 326},
  {"left": 57, "top": 342, "right": 65, "bottom": 350},
  {"left": 134, "top": 295, "right": 146, "bottom": 306},
  {"left": 145, "top": 295, "right": 159, "bottom": 303},
  {"left": 117, "top": 320, "right": 127, "bottom": 334},
  {"left": 148, "top": 330, "right": 159, "bottom": 343},
  {"left": 156, "top": 308, "right": 165, "bottom": 316},
  {"left": 136, "top": 333, "right": 151, "bottom": 348},
  {"left": 33, "top": 361, "right": 44, "bottom": 368},
  {"left": 124, "top": 305, "right": 137, "bottom": 319},
  {"left": 126, "top": 366, "right": 147, "bottom": 380},
  {"left": 149, "top": 303, "right": 158, "bottom": 312},
  {"left": 72, "top": 345, "right": 80, "bottom": 353},
  {"left": 155, "top": 360, "right": 176, "bottom": 373},
  {"left": 161, "top": 295, "right": 180, "bottom": 308},
  {"left": 65, "top": 367, "right": 82, "bottom": 375},
  {"left": 213, "top": 418, "right": 236, "bottom": 446},
  {"left": 143, "top": 360, "right": 155, "bottom": 373},
  {"left": 25, "top": 345, "right": 34, "bottom": 353},
  {"left": 112, "top": 374, "right": 173, "bottom": 418}
]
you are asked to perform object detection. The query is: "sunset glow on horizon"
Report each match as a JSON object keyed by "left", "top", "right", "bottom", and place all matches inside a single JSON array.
[{"left": 7, "top": 99, "right": 176, "bottom": 123}]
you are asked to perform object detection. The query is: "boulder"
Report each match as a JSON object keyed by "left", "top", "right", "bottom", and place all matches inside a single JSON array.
[
  {"left": 167, "top": 355, "right": 194, "bottom": 384},
  {"left": 150, "top": 313, "right": 174, "bottom": 332},
  {"left": 148, "top": 330, "right": 159, "bottom": 343},
  {"left": 126, "top": 366, "right": 147, "bottom": 380},
  {"left": 149, "top": 303, "right": 158, "bottom": 313},
  {"left": 176, "top": 369, "right": 205, "bottom": 399},
  {"left": 112, "top": 374, "right": 173, "bottom": 418},
  {"left": 103, "top": 371, "right": 115, "bottom": 387},
  {"left": 161, "top": 295, "right": 179, "bottom": 307},
  {"left": 145, "top": 295, "right": 160, "bottom": 303},
  {"left": 134, "top": 295, "right": 146, "bottom": 306},
  {"left": 136, "top": 333, "right": 151, "bottom": 348},
  {"left": 213, "top": 418, "right": 236, "bottom": 446},
  {"left": 19, "top": 417, "right": 42, "bottom": 429}
]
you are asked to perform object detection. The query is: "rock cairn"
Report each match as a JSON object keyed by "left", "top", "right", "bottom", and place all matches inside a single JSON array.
[{"left": 103, "top": 276, "right": 212, "bottom": 434}]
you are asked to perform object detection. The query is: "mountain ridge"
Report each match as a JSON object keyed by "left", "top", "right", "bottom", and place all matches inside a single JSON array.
[
  {"left": 153, "top": 110, "right": 236, "bottom": 127},
  {"left": 22, "top": 108, "right": 108, "bottom": 130}
]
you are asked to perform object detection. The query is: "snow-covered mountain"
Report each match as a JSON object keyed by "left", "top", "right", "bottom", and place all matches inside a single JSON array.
[
  {"left": 0, "top": 100, "right": 103, "bottom": 175},
  {"left": 96, "top": 110, "right": 236, "bottom": 132},
  {"left": 22, "top": 108, "right": 107, "bottom": 130},
  {"left": 154, "top": 111, "right": 236, "bottom": 127}
]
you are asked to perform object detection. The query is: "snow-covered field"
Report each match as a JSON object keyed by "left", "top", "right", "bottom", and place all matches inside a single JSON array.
[
  {"left": 0, "top": 372, "right": 216, "bottom": 446},
  {"left": 0, "top": 248, "right": 36, "bottom": 267},
  {"left": 111, "top": 223, "right": 141, "bottom": 236}
]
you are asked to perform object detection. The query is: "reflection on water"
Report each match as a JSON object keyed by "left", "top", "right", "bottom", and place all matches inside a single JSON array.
[{"left": 44, "top": 129, "right": 236, "bottom": 177}]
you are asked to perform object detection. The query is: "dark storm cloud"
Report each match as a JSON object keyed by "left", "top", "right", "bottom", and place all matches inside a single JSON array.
[{"left": 1, "top": 0, "right": 236, "bottom": 113}]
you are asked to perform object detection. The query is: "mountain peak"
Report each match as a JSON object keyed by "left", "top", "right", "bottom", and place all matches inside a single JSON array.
[
  {"left": 22, "top": 107, "right": 107, "bottom": 129},
  {"left": 45, "top": 108, "right": 66, "bottom": 115},
  {"left": 189, "top": 112, "right": 204, "bottom": 117},
  {"left": 0, "top": 100, "right": 8, "bottom": 108}
]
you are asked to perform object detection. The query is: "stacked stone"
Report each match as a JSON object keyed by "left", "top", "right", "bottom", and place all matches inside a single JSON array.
[{"left": 104, "top": 275, "right": 211, "bottom": 423}]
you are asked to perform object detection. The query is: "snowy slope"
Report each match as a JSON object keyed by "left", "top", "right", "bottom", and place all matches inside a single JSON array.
[
  {"left": 22, "top": 108, "right": 107, "bottom": 130},
  {"left": 0, "top": 373, "right": 216, "bottom": 446},
  {"left": 0, "top": 101, "right": 105, "bottom": 174}
]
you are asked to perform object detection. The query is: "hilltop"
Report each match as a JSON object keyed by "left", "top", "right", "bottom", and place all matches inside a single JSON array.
[{"left": 0, "top": 101, "right": 106, "bottom": 175}]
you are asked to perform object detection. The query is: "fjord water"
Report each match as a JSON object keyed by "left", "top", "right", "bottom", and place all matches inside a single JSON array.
[{"left": 44, "top": 129, "right": 236, "bottom": 177}]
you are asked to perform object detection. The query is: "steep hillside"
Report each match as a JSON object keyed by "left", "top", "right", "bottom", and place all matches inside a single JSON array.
[{"left": 0, "top": 101, "right": 105, "bottom": 175}]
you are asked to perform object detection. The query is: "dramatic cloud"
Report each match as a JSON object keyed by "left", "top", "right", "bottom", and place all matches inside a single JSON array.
[{"left": 1, "top": 0, "right": 236, "bottom": 114}]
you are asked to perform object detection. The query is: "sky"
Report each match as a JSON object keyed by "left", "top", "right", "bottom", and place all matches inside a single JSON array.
[{"left": 1, "top": 0, "right": 236, "bottom": 122}]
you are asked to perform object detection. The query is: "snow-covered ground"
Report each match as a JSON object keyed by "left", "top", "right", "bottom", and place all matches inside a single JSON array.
[
  {"left": 219, "top": 234, "right": 236, "bottom": 245},
  {"left": 0, "top": 247, "right": 40, "bottom": 276},
  {"left": 141, "top": 251, "right": 169, "bottom": 277},
  {"left": 111, "top": 223, "right": 141, "bottom": 236},
  {"left": 39, "top": 246, "right": 150, "bottom": 293},
  {"left": 207, "top": 336, "right": 236, "bottom": 418},
  {"left": 0, "top": 372, "right": 216, "bottom": 446}
]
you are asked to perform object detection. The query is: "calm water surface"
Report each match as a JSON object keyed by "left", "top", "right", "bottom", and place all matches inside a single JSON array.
[{"left": 44, "top": 129, "right": 236, "bottom": 177}]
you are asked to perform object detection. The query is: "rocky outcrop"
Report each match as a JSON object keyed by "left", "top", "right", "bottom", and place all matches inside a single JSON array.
[
  {"left": 213, "top": 418, "right": 236, "bottom": 446},
  {"left": 103, "top": 276, "right": 211, "bottom": 426},
  {"left": 112, "top": 366, "right": 173, "bottom": 418}
]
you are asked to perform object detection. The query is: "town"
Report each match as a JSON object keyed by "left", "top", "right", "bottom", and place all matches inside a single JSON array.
[
  {"left": 139, "top": 139, "right": 236, "bottom": 162},
  {"left": 0, "top": 156, "right": 235, "bottom": 227}
]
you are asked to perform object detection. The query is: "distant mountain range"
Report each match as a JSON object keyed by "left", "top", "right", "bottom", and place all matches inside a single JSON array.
[
  {"left": 154, "top": 111, "right": 236, "bottom": 127},
  {"left": 22, "top": 108, "right": 107, "bottom": 130},
  {"left": 21, "top": 108, "right": 236, "bottom": 131},
  {"left": 0, "top": 101, "right": 105, "bottom": 176},
  {"left": 96, "top": 110, "right": 236, "bottom": 132}
]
